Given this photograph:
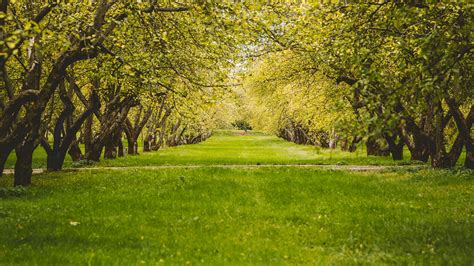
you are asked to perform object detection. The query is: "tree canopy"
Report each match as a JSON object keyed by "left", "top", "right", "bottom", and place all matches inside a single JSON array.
[{"left": 1, "top": 1, "right": 473, "bottom": 186}]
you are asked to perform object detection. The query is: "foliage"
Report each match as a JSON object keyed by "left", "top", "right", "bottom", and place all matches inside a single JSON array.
[
  {"left": 231, "top": 119, "right": 252, "bottom": 131},
  {"left": 0, "top": 1, "right": 259, "bottom": 185},
  {"left": 243, "top": 51, "right": 356, "bottom": 139},
  {"left": 240, "top": 1, "right": 473, "bottom": 166},
  {"left": 0, "top": 1, "right": 472, "bottom": 183}
]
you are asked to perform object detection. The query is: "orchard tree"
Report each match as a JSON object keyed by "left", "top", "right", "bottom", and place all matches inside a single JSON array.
[
  {"left": 0, "top": 1, "right": 252, "bottom": 186},
  {"left": 244, "top": 1, "right": 473, "bottom": 167}
]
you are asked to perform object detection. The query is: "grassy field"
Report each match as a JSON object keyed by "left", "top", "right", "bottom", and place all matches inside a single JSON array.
[
  {"left": 95, "top": 131, "right": 426, "bottom": 167},
  {"left": 1, "top": 131, "right": 473, "bottom": 264},
  {"left": 4, "top": 130, "right": 425, "bottom": 169}
]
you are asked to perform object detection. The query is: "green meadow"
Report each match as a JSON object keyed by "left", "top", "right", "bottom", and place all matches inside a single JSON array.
[
  {"left": 1, "top": 131, "right": 473, "bottom": 264},
  {"left": 4, "top": 130, "right": 422, "bottom": 170}
]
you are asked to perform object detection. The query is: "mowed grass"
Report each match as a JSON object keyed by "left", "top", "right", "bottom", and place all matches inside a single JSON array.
[
  {"left": 0, "top": 130, "right": 473, "bottom": 264},
  {"left": 4, "top": 130, "right": 422, "bottom": 169},
  {"left": 95, "top": 130, "right": 419, "bottom": 168},
  {"left": 0, "top": 168, "right": 473, "bottom": 264}
]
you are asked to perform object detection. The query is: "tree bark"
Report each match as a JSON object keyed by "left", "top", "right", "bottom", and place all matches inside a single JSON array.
[
  {"left": 0, "top": 147, "right": 10, "bottom": 176},
  {"left": 152, "top": 107, "right": 172, "bottom": 151},
  {"left": 409, "top": 145, "right": 430, "bottom": 162},
  {"left": 399, "top": 124, "right": 430, "bottom": 162},
  {"left": 86, "top": 144, "right": 103, "bottom": 162},
  {"left": 348, "top": 136, "right": 362, "bottom": 152},
  {"left": 383, "top": 132, "right": 404, "bottom": 160},
  {"left": 143, "top": 134, "right": 152, "bottom": 152},
  {"left": 445, "top": 98, "right": 474, "bottom": 169},
  {"left": 127, "top": 139, "right": 138, "bottom": 155},
  {"left": 14, "top": 138, "right": 37, "bottom": 186},
  {"left": 124, "top": 106, "right": 152, "bottom": 155},
  {"left": 366, "top": 137, "right": 389, "bottom": 156},
  {"left": 68, "top": 139, "right": 83, "bottom": 161},
  {"left": 390, "top": 144, "right": 404, "bottom": 160},
  {"left": 85, "top": 94, "right": 136, "bottom": 161},
  {"left": 46, "top": 150, "right": 66, "bottom": 171},
  {"left": 428, "top": 102, "right": 465, "bottom": 168},
  {"left": 431, "top": 134, "right": 464, "bottom": 168},
  {"left": 104, "top": 141, "right": 117, "bottom": 159},
  {"left": 44, "top": 88, "right": 99, "bottom": 170},
  {"left": 465, "top": 143, "right": 474, "bottom": 169},
  {"left": 117, "top": 134, "right": 124, "bottom": 157}
]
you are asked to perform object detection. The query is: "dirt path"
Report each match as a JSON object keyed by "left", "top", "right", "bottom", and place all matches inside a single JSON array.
[{"left": 2, "top": 164, "right": 426, "bottom": 175}]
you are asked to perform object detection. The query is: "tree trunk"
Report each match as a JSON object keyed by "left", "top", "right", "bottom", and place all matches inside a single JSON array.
[
  {"left": 117, "top": 135, "right": 124, "bottom": 157},
  {"left": 128, "top": 138, "right": 138, "bottom": 155},
  {"left": 404, "top": 132, "right": 430, "bottom": 162},
  {"left": 328, "top": 129, "right": 337, "bottom": 149},
  {"left": 390, "top": 144, "right": 404, "bottom": 160},
  {"left": 432, "top": 105, "right": 446, "bottom": 167},
  {"left": 104, "top": 138, "right": 117, "bottom": 159},
  {"left": 157, "top": 129, "right": 166, "bottom": 150},
  {"left": 84, "top": 115, "right": 93, "bottom": 155},
  {"left": 401, "top": 115, "right": 432, "bottom": 162},
  {"left": 366, "top": 137, "right": 389, "bottom": 156},
  {"left": 125, "top": 129, "right": 138, "bottom": 155},
  {"left": 46, "top": 151, "right": 66, "bottom": 171},
  {"left": 143, "top": 141, "right": 150, "bottom": 152},
  {"left": 444, "top": 99, "right": 473, "bottom": 169},
  {"left": 348, "top": 136, "right": 362, "bottom": 152},
  {"left": 465, "top": 142, "right": 474, "bottom": 169},
  {"left": 0, "top": 147, "right": 10, "bottom": 176},
  {"left": 143, "top": 134, "right": 152, "bottom": 152},
  {"left": 340, "top": 137, "right": 349, "bottom": 151},
  {"left": 104, "top": 128, "right": 121, "bottom": 159},
  {"left": 124, "top": 105, "right": 151, "bottom": 155},
  {"left": 86, "top": 144, "right": 103, "bottom": 162},
  {"left": 68, "top": 139, "right": 83, "bottom": 161},
  {"left": 409, "top": 146, "right": 430, "bottom": 162},
  {"left": 152, "top": 107, "right": 171, "bottom": 150},
  {"left": 384, "top": 133, "right": 404, "bottom": 161},
  {"left": 14, "top": 140, "right": 36, "bottom": 186},
  {"left": 428, "top": 103, "right": 465, "bottom": 168},
  {"left": 85, "top": 94, "right": 137, "bottom": 161},
  {"left": 150, "top": 133, "right": 157, "bottom": 150},
  {"left": 431, "top": 134, "right": 464, "bottom": 168},
  {"left": 45, "top": 87, "right": 99, "bottom": 170}
]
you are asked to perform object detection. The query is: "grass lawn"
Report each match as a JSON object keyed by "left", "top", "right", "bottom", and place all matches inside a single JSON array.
[
  {"left": 93, "top": 130, "right": 424, "bottom": 168},
  {"left": 5, "top": 130, "right": 426, "bottom": 170},
  {"left": 1, "top": 130, "right": 473, "bottom": 264}
]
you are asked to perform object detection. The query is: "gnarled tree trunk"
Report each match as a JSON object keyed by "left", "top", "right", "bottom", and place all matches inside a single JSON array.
[
  {"left": 42, "top": 85, "right": 100, "bottom": 171},
  {"left": 383, "top": 132, "right": 404, "bottom": 160},
  {"left": 124, "top": 105, "right": 152, "bottom": 155},
  {"left": 85, "top": 93, "right": 137, "bottom": 161},
  {"left": 366, "top": 137, "right": 389, "bottom": 156},
  {"left": 14, "top": 136, "right": 38, "bottom": 186},
  {"left": 445, "top": 99, "right": 474, "bottom": 169},
  {"left": 68, "top": 139, "right": 83, "bottom": 161},
  {"left": 348, "top": 136, "right": 362, "bottom": 152}
]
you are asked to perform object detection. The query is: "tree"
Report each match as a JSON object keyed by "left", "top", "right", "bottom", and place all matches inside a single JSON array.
[{"left": 243, "top": 1, "right": 473, "bottom": 167}]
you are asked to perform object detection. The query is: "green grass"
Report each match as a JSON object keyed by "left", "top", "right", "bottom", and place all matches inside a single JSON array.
[
  {"left": 94, "top": 130, "right": 420, "bottom": 168},
  {"left": 1, "top": 130, "right": 473, "bottom": 264},
  {"left": 5, "top": 147, "right": 55, "bottom": 169},
  {"left": 4, "top": 140, "right": 135, "bottom": 169},
  {"left": 5, "top": 130, "right": 423, "bottom": 169}
]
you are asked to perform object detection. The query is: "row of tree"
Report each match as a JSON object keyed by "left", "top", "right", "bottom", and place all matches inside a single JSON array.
[
  {"left": 0, "top": 1, "right": 241, "bottom": 186},
  {"left": 242, "top": 2, "right": 473, "bottom": 168},
  {"left": 1, "top": 1, "right": 472, "bottom": 189}
]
